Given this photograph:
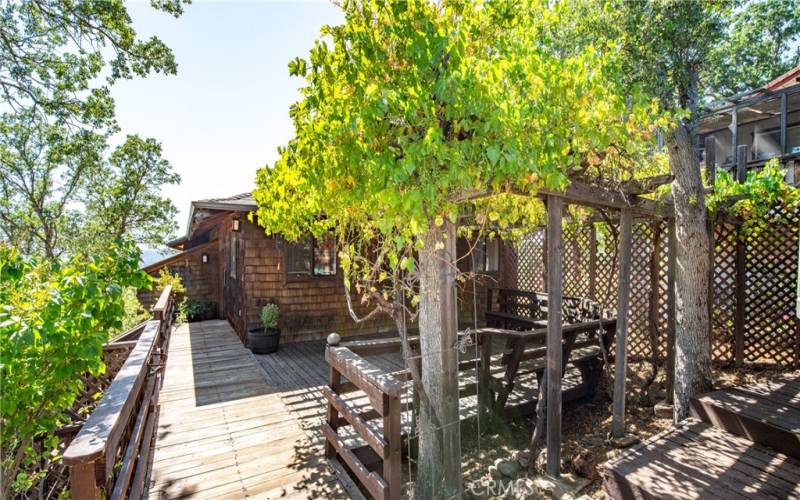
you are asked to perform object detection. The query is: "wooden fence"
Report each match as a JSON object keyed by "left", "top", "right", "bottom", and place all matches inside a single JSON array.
[
  {"left": 511, "top": 207, "right": 800, "bottom": 367},
  {"left": 63, "top": 286, "right": 175, "bottom": 500}
]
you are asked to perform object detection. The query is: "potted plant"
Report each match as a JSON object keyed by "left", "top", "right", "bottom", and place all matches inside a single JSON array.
[{"left": 248, "top": 303, "right": 280, "bottom": 354}]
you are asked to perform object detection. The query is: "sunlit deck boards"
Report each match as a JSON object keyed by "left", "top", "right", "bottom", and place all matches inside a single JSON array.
[{"left": 147, "top": 320, "right": 346, "bottom": 499}]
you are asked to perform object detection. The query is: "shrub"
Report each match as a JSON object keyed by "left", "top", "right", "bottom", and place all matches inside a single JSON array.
[
  {"left": 178, "top": 298, "right": 217, "bottom": 322},
  {"left": 261, "top": 304, "right": 279, "bottom": 330},
  {"left": 0, "top": 241, "right": 150, "bottom": 497},
  {"left": 154, "top": 268, "right": 186, "bottom": 295}
]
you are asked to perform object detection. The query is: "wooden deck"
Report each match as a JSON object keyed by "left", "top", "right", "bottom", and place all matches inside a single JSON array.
[
  {"left": 147, "top": 320, "right": 348, "bottom": 499},
  {"left": 604, "top": 377, "right": 800, "bottom": 500}
]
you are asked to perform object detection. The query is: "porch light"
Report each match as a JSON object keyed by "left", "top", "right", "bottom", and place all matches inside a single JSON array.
[
  {"left": 232, "top": 219, "right": 241, "bottom": 232},
  {"left": 202, "top": 253, "right": 208, "bottom": 263}
]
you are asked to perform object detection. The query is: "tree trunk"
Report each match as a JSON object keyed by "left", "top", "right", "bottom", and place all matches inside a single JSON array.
[
  {"left": 666, "top": 122, "right": 713, "bottom": 421},
  {"left": 415, "top": 220, "right": 461, "bottom": 499}
]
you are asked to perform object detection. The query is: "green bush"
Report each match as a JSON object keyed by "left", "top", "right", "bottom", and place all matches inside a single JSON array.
[
  {"left": 178, "top": 298, "right": 217, "bottom": 322},
  {"left": 0, "top": 241, "right": 150, "bottom": 497},
  {"left": 261, "top": 303, "right": 279, "bottom": 330}
]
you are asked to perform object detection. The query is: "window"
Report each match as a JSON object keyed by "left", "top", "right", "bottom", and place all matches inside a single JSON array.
[
  {"left": 473, "top": 237, "right": 499, "bottom": 272},
  {"left": 285, "top": 234, "right": 337, "bottom": 277}
]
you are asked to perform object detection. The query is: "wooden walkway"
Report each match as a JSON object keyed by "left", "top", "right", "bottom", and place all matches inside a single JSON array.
[
  {"left": 147, "top": 320, "right": 347, "bottom": 499},
  {"left": 604, "top": 377, "right": 800, "bottom": 499}
]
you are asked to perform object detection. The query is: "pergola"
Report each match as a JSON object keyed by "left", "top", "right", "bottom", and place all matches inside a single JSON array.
[{"left": 518, "top": 175, "right": 676, "bottom": 476}]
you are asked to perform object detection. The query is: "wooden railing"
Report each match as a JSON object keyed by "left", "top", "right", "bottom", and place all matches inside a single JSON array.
[
  {"left": 63, "top": 285, "right": 175, "bottom": 500},
  {"left": 323, "top": 334, "right": 406, "bottom": 500}
]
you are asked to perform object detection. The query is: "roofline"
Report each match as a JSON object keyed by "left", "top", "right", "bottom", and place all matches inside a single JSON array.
[{"left": 141, "top": 241, "right": 216, "bottom": 273}]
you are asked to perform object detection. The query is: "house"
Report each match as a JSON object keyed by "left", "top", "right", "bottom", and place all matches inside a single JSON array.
[
  {"left": 699, "top": 65, "right": 800, "bottom": 182},
  {"left": 141, "top": 193, "right": 515, "bottom": 344}
]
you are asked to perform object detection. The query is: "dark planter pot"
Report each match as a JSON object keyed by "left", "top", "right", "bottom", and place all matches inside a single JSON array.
[{"left": 248, "top": 327, "right": 280, "bottom": 354}]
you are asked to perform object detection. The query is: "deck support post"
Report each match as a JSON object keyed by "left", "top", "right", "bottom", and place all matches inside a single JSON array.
[
  {"left": 666, "top": 218, "right": 677, "bottom": 403},
  {"left": 545, "top": 195, "right": 564, "bottom": 477},
  {"left": 611, "top": 207, "right": 632, "bottom": 438}
]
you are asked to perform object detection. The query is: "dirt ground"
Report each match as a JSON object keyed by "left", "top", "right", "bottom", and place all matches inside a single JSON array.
[{"left": 454, "top": 360, "right": 800, "bottom": 499}]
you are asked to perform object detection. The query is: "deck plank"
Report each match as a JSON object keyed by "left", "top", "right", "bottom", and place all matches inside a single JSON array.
[
  {"left": 603, "top": 418, "right": 800, "bottom": 500},
  {"left": 147, "top": 320, "right": 346, "bottom": 499}
]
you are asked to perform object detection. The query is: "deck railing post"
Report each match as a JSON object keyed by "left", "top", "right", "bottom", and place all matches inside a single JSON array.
[
  {"left": 68, "top": 462, "right": 100, "bottom": 500},
  {"left": 325, "top": 333, "right": 341, "bottom": 460},
  {"left": 383, "top": 393, "right": 402, "bottom": 500}
]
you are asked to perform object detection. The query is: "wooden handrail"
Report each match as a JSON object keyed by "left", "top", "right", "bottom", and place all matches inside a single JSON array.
[
  {"left": 63, "top": 286, "right": 174, "bottom": 499},
  {"left": 324, "top": 337, "right": 405, "bottom": 500},
  {"left": 152, "top": 284, "right": 172, "bottom": 320}
]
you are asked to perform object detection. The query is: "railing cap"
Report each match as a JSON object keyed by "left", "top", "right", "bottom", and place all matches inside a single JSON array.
[{"left": 327, "top": 332, "right": 341, "bottom": 346}]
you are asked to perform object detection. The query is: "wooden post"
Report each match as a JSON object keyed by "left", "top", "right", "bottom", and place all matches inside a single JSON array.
[
  {"left": 588, "top": 224, "right": 598, "bottom": 300},
  {"left": 734, "top": 226, "right": 746, "bottom": 367},
  {"left": 69, "top": 462, "right": 100, "bottom": 500},
  {"left": 325, "top": 333, "right": 342, "bottom": 459},
  {"left": 611, "top": 208, "right": 632, "bottom": 439},
  {"left": 383, "top": 394, "right": 402, "bottom": 500},
  {"left": 781, "top": 93, "right": 788, "bottom": 155},
  {"left": 666, "top": 219, "right": 676, "bottom": 403},
  {"left": 545, "top": 195, "right": 564, "bottom": 477},
  {"left": 736, "top": 144, "right": 748, "bottom": 183},
  {"left": 730, "top": 108, "right": 738, "bottom": 163},
  {"left": 705, "top": 135, "right": 716, "bottom": 187}
]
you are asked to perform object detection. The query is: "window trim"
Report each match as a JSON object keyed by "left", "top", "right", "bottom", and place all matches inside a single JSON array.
[{"left": 473, "top": 236, "right": 500, "bottom": 274}]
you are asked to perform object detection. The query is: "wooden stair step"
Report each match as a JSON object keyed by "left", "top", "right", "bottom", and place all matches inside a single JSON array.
[
  {"left": 689, "top": 381, "right": 800, "bottom": 460},
  {"left": 603, "top": 417, "right": 800, "bottom": 500}
]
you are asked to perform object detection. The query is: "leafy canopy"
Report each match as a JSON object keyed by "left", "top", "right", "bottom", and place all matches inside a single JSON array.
[
  {"left": 0, "top": 241, "right": 150, "bottom": 495},
  {"left": 253, "top": 0, "right": 662, "bottom": 292}
]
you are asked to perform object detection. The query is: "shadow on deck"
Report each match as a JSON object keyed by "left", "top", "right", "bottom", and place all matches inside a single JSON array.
[{"left": 147, "top": 320, "right": 346, "bottom": 499}]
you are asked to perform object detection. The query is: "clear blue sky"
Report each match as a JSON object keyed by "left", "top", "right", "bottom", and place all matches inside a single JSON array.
[{"left": 111, "top": 1, "right": 344, "bottom": 243}]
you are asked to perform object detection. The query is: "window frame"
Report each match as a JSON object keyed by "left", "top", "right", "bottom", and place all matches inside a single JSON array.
[
  {"left": 283, "top": 234, "right": 338, "bottom": 281},
  {"left": 472, "top": 236, "right": 500, "bottom": 273}
]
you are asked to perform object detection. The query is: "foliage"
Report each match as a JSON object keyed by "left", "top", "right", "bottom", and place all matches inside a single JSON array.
[
  {"left": 705, "top": 0, "right": 800, "bottom": 100},
  {"left": 82, "top": 135, "right": 181, "bottom": 249},
  {"left": 110, "top": 287, "right": 151, "bottom": 339},
  {"left": 0, "top": 117, "right": 181, "bottom": 258},
  {"left": 178, "top": 298, "right": 217, "bottom": 323},
  {"left": 0, "top": 1, "right": 186, "bottom": 258},
  {"left": 708, "top": 160, "right": 800, "bottom": 235},
  {"left": 260, "top": 304, "right": 279, "bottom": 330},
  {"left": 0, "top": 240, "right": 150, "bottom": 497},
  {"left": 154, "top": 268, "right": 186, "bottom": 296},
  {"left": 253, "top": 0, "right": 663, "bottom": 317}
]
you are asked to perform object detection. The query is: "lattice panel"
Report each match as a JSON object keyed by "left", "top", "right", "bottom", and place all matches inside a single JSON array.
[
  {"left": 563, "top": 225, "right": 592, "bottom": 299},
  {"left": 515, "top": 229, "right": 545, "bottom": 292},
  {"left": 512, "top": 209, "right": 800, "bottom": 368},
  {"left": 711, "top": 223, "right": 737, "bottom": 364},
  {"left": 743, "top": 207, "right": 800, "bottom": 366},
  {"left": 625, "top": 221, "right": 668, "bottom": 361}
]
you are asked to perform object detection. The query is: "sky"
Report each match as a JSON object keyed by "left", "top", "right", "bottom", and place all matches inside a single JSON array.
[{"left": 111, "top": 1, "right": 344, "bottom": 245}]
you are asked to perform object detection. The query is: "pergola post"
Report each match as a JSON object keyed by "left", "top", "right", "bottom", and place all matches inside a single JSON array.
[
  {"left": 666, "top": 218, "right": 677, "bottom": 403},
  {"left": 545, "top": 195, "right": 564, "bottom": 477},
  {"left": 611, "top": 207, "right": 632, "bottom": 438}
]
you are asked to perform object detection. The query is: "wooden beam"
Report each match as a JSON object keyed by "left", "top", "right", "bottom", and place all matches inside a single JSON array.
[
  {"left": 545, "top": 195, "right": 564, "bottom": 476},
  {"left": 611, "top": 208, "right": 633, "bottom": 438},
  {"left": 588, "top": 224, "right": 597, "bottom": 300},
  {"left": 618, "top": 174, "right": 674, "bottom": 195}
]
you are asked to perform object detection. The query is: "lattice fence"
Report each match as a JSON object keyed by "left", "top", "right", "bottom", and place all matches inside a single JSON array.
[{"left": 511, "top": 208, "right": 800, "bottom": 367}]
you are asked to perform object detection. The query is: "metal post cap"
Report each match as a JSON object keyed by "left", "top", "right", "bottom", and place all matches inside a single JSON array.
[{"left": 327, "top": 333, "right": 341, "bottom": 346}]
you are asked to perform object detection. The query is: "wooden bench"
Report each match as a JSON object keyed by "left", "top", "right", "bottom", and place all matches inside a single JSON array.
[
  {"left": 690, "top": 377, "right": 800, "bottom": 460},
  {"left": 603, "top": 418, "right": 800, "bottom": 500}
]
